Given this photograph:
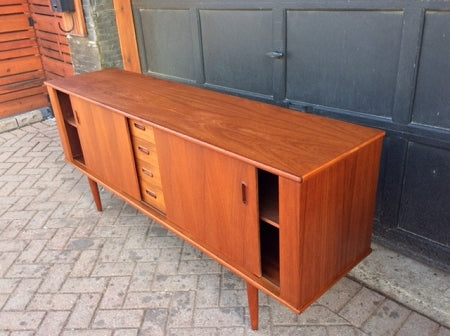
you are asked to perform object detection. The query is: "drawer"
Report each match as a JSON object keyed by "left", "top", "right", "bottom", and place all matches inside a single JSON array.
[
  {"left": 135, "top": 158, "right": 162, "bottom": 187},
  {"left": 140, "top": 179, "right": 166, "bottom": 213},
  {"left": 128, "top": 118, "right": 156, "bottom": 144},
  {"left": 132, "top": 137, "right": 158, "bottom": 165}
]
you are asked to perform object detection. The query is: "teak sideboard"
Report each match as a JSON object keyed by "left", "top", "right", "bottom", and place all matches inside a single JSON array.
[{"left": 46, "top": 68, "right": 385, "bottom": 330}]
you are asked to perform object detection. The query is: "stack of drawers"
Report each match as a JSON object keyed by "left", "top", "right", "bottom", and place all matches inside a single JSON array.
[{"left": 128, "top": 118, "right": 166, "bottom": 213}]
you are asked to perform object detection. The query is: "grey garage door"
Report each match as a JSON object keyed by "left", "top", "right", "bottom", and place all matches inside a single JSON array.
[{"left": 131, "top": 0, "right": 450, "bottom": 271}]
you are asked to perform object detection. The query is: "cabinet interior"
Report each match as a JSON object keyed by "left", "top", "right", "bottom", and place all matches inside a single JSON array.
[
  {"left": 57, "top": 91, "right": 84, "bottom": 165},
  {"left": 258, "top": 169, "right": 280, "bottom": 286}
]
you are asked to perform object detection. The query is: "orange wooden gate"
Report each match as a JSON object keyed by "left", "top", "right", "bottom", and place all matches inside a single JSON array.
[{"left": 0, "top": 0, "right": 74, "bottom": 119}]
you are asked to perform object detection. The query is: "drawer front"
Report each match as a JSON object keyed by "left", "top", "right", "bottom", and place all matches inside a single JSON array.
[
  {"left": 140, "top": 179, "right": 166, "bottom": 213},
  {"left": 128, "top": 118, "right": 156, "bottom": 144},
  {"left": 132, "top": 137, "right": 158, "bottom": 165},
  {"left": 135, "top": 158, "right": 162, "bottom": 187}
]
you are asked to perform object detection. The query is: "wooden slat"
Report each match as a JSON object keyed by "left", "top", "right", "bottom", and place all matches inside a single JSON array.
[
  {"left": 39, "top": 46, "right": 71, "bottom": 63},
  {"left": 0, "top": 93, "right": 48, "bottom": 119},
  {"left": 37, "top": 36, "right": 70, "bottom": 54},
  {"left": 29, "top": 3, "right": 55, "bottom": 16},
  {"left": 36, "top": 29, "right": 69, "bottom": 45},
  {"left": 28, "top": 0, "right": 50, "bottom": 5},
  {"left": 0, "top": 29, "right": 35, "bottom": 43},
  {"left": 0, "top": 85, "right": 45, "bottom": 103},
  {"left": 41, "top": 55, "right": 74, "bottom": 78},
  {"left": 0, "top": 38, "right": 36, "bottom": 51},
  {"left": 32, "top": 13, "right": 60, "bottom": 33},
  {"left": 0, "top": 77, "right": 44, "bottom": 95},
  {"left": 1, "top": 0, "right": 27, "bottom": 5},
  {"left": 0, "top": 45, "right": 39, "bottom": 60},
  {"left": 0, "top": 4, "right": 28, "bottom": 15},
  {"left": 0, "top": 70, "right": 45, "bottom": 87},
  {"left": 0, "top": 55, "right": 42, "bottom": 76},
  {"left": 0, "top": 14, "right": 30, "bottom": 33}
]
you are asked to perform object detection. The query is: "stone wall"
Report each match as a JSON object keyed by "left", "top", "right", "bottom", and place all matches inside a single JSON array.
[{"left": 68, "top": 0, "right": 123, "bottom": 74}]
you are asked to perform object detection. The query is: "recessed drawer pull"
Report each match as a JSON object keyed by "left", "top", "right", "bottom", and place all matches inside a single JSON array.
[
  {"left": 138, "top": 145, "right": 150, "bottom": 155},
  {"left": 134, "top": 122, "right": 146, "bottom": 131},
  {"left": 145, "top": 189, "right": 157, "bottom": 199},
  {"left": 142, "top": 167, "right": 154, "bottom": 177}
]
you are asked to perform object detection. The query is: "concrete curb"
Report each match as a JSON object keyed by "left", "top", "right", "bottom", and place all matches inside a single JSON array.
[
  {"left": 349, "top": 243, "right": 450, "bottom": 328},
  {"left": 0, "top": 109, "right": 52, "bottom": 134}
]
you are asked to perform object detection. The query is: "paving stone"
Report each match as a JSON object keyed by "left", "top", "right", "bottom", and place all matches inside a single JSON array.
[
  {"left": 3, "top": 278, "right": 41, "bottom": 310},
  {"left": 93, "top": 309, "right": 144, "bottom": 329},
  {"left": 317, "top": 277, "right": 362, "bottom": 312},
  {"left": 100, "top": 276, "right": 130, "bottom": 309},
  {"left": 194, "top": 307, "right": 244, "bottom": 327},
  {"left": 167, "top": 327, "right": 218, "bottom": 336},
  {"left": 5, "top": 263, "right": 50, "bottom": 278},
  {"left": 92, "top": 262, "right": 136, "bottom": 277},
  {"left": 0, "top": 278, "right": 20, "bottom": 293},
  {"left": 62, "top": 330, "right": 112, "bottom": 336},
  {"left": 152, "top": 274, "right": 198, "bottom": 291},
  {"left": 46, "top": 227, "right": 75, "bottom": 249},
  {"left": 70, "top": 249, "right": 99, "bottom": 277},
  {"left": 28, "top": 293, "right": 77, "bottom": 310},
  {"left": 437, "top": 326, "right": 450, "bottom": 336},
  {"left": 139, "top": 308, "right": 168, "bottom": 336},
  {"left": 66, "top": 293, "right": 102, "bottom": 329},
  {"left": 167, "top": 291, "right": 195, "bottom": 327},
  {"left": 16, "top": 240, "right": 47, "bottom": 263},
  {"left": 178, "top": 260, "right": 221, "bottom": 275},
  {"left": 113, "top": 329, "right": 139, "bottom": 336},
  {"left": 124, "top": 291, "right": 172, "bottom": 309},
  {"left": 35, "top": 310, "right": 69, "bottom": 336},
  {"left": 271, "top": 325, "right": 327, "bottom": 335},
  {"left": 339, "top": 287, "right": 385, "bottom": 327},
  {"left": 325, "top": 325, "right": 368, "bottom": 336},
  {"left": 61, "top": 277, "right": 108, "bottom": 293},
  {"left": 297, "top": 304, "right": 349, "bottom": 326},
  {"left": 361, "top": 299, "right": 410, "bottom": 336},
  {"left": 195, "top": 287, "right": 220, "bottom": 308},
  {"left": 0, "top": 311, "right": 45, "bottom": 330},
  {"left": 396, "top": 312, "right": 440, "bottom": 336}
]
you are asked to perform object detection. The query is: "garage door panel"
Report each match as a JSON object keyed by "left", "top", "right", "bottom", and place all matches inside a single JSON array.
[
  {"left": 286, "top": 10, "right": 403, "bottom": 118},
  {"left": 135, "top": 8, "right": 197, "bottom": 82},
  {"left": 200, "top": 10, "right": 273, "bottom": 96}
]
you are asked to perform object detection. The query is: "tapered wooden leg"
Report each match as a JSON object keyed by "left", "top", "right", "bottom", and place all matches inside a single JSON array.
[
  {"left": 88, "top": 178, "right": 103, "bottom": 211},
  {"left": 246, "top": 282, "right": 259, "bottom": 330}
]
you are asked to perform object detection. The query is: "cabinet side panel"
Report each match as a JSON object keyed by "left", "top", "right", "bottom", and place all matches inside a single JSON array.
[{"left": 293, "top": 138, "right": 383, "bottom": 310}]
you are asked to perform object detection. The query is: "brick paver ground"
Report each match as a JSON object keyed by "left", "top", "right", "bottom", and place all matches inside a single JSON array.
[{"left": 0, "top": 119, "right": 448, "bottom": 335}]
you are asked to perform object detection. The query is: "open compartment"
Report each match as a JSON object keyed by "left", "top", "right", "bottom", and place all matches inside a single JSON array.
[{"left": 258, "top": 169, "right": 280, "bottom": 285}]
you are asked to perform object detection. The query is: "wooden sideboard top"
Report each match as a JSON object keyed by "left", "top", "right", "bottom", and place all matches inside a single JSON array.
[{"left": 46, "top": 68, "right": 385, "bottom": 181}]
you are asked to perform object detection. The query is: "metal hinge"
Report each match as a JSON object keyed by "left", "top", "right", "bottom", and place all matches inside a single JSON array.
[{"left": 28, "top": 17, "right": 35, "bottom": 27}]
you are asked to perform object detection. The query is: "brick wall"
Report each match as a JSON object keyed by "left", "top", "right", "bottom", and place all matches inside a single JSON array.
[{"left": 68, "top": 0, "right": 123, "bottom": 74}]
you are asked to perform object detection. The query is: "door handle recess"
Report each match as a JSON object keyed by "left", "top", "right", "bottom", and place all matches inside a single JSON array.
[
  {"left": 265, "top": 51, "right": 283, "bottom": 59},
  {"left": 241, "top": 182, "right": 247, "bottom": 205}
]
